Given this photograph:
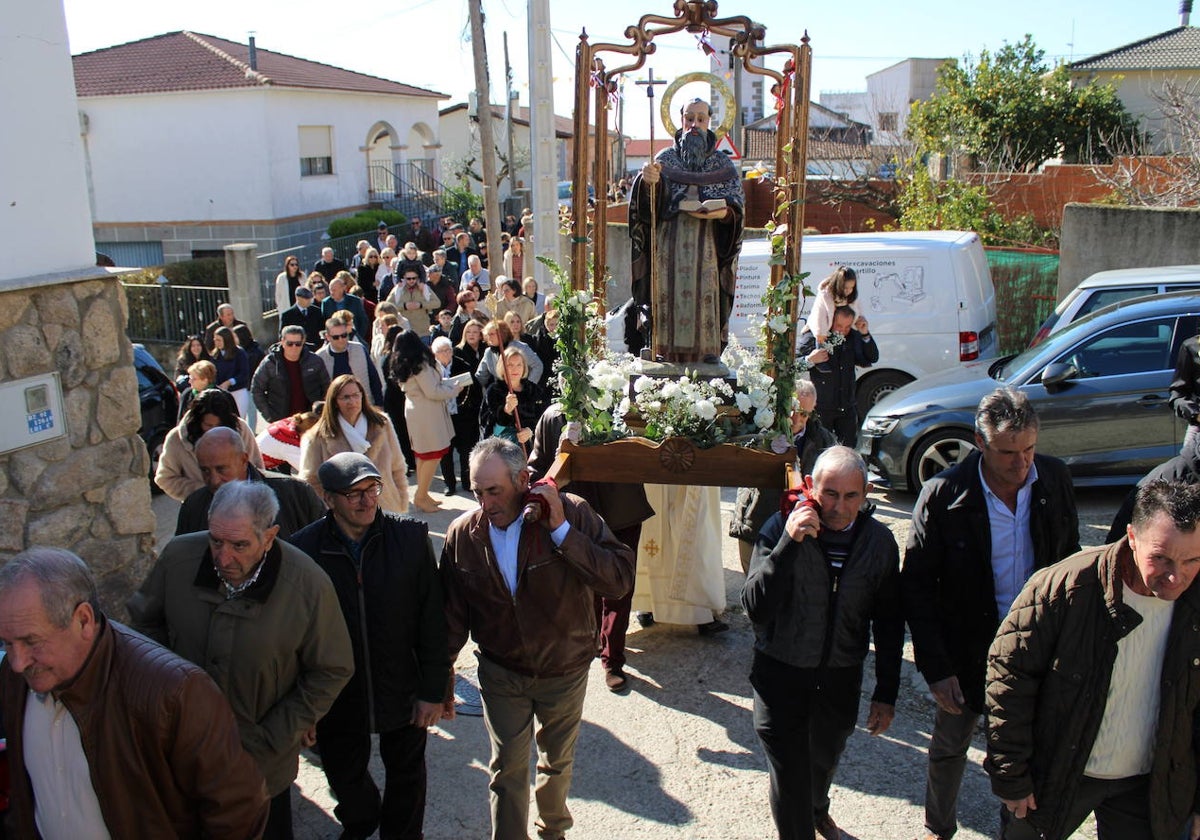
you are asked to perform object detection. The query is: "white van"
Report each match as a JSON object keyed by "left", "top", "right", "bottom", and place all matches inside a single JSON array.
[{"left": 729, "top": 230, "right": 998, "bottom": 410}]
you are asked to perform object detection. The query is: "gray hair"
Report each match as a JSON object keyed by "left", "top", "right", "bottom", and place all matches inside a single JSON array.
[
  {"left": 1132, "top": 480, "right": 1200, "bottom": 534},
  {"left": 208, "top": 481, "right": 279, "bottom": 534},
  {"left": 216, "top": 303, "right": 234, "bottom": 316},
  {"left": 470, "top": 437, "right": 527, "bottom": 486},
  {"left": 812, "top": 445, "right": 869, "bottom": 488},
  {"left": 795, "top": 379, "right": 816, "bottom": 400},
  {"left": 280, "top": 324, "right": 307, "bottom": 341},
  {"left": 195, "top": 426, "right": 246, "bottom": 457},
  {"left": 431, "top": 336, "right": 453, "bottom": 354},
  {"left": 975, "top": 387, "right": 1039, "bottom": 445},
  {"left": 0, "top": 547, "right": 100, "bottom": 628}
]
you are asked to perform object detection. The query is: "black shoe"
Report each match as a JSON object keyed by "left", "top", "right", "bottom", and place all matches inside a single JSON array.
[
  {"left": 635, "top": 612, "right": 655, "bottom": 628},
  {"left": 445, "top": 481, "right": 457, "bottom": 494},
  {"left": 698, "top": 619, "right": 729, "bottom": 636},
  {"left": 814, "top": 812, "right": 841, "bottom": 840}
]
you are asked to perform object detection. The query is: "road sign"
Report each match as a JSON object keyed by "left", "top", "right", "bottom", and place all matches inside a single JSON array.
[{"left": 714, "top": 134, "right": 742, "bottom": 160}]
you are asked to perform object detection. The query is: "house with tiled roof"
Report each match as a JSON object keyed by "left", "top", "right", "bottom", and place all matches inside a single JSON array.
[
  {"left": 75, "top": 31, "right": 446, "bottom": 266},
  {"left": 1068, "top": 26, "right": 1200, "bottom": 151}
]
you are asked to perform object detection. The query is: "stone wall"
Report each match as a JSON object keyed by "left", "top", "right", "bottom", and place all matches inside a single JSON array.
[
  {"left": 0, "top": 276, "right": 157, "bottom": 612},
  {"left": 1058, "top": 203, "right": 1200, "bottom": 300}
]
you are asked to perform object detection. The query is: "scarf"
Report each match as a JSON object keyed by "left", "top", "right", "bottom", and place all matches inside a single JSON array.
[{"left": 338, "top": 413, "right": 372, "bottom": 454}]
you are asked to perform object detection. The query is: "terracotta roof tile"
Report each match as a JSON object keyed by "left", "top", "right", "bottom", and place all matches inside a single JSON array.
[
  {"left": 73, "top": 31, "right": 445, "bottom": 98},
  {"left": 1069, "top": 26, "right": 1200, "bottom": 71}
]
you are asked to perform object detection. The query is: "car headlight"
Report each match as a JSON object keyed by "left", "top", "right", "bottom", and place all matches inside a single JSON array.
[{"left": 862, "top": 416, "right": 900, "bottom": 436}]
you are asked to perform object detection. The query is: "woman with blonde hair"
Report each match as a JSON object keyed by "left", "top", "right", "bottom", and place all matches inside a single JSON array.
[{"left": 299, "top": 374, "right": 409, "bottom": 512}]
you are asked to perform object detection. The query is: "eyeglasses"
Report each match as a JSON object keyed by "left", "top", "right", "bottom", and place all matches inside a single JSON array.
[
  {"left": 328, "top": 332, "right": 349, "bottom": 341},
  {"left": 336, "top": 390, "right": 363, "bottom": 402},
  {"left": 283, "top": 341, "right": 304, "bottom": 348},
  {"left": 794, "top": 408, "right": 814, "bottom": 418},
  {"left": 336, "top": 483, "right": 382, "bottom": 503}
]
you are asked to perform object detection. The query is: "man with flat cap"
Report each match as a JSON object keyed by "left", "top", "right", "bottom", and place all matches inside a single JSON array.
[{"left": 290, "top": 453, "right": 450, "bottom": 840}]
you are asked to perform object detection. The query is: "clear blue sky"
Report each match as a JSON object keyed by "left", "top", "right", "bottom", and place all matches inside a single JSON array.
[{"left": 62, "top": 0, "right": 1186, "bottom": 138}]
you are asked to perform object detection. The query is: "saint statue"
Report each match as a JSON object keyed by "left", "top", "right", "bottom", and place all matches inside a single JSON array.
[{"left": 627, "top": 97, "right": 745, "bottom": 363}]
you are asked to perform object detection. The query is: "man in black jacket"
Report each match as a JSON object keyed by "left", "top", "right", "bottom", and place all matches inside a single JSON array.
[
  {"left": 743, "top": 446, "right": 903, "bottom": 840},
  {"left": 250, "top": 326, "right": 331, "bottom": 423},
  {"left": 175, "top": 427, "right": 324, "bottom": 540},
  {"left": 279, "top": 286, "right": 325, "bottom": 348},
  {"left": 902, "top": 387, "right": 1079, "bottom": 840},
  {"left": 289, "top": 453, "right": 449, "bottom": 840},
  {"left": 797, "top": 306, "right": 878, "bottom": 447}
]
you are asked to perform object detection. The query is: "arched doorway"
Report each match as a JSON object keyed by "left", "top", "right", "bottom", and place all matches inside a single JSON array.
[{"left": 364, "top": 121, "right": 398, "bottom": 199}]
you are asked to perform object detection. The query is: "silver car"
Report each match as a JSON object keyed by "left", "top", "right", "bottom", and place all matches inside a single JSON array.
[{"left": 859, "top": 292, "right": 1200, "bottom": 492}]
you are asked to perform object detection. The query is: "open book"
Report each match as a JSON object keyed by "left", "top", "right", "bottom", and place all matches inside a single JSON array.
[
  {"left": 679, "top": 197, "right": 727, "bottom": 213},
  {"left": 446, "top": 372, "right": 474, "bottom": 388}
]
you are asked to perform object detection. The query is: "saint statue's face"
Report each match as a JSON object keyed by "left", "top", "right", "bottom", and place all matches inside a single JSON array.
[{"left": 681, "top": 101, "right": 712, "bottom": 134}]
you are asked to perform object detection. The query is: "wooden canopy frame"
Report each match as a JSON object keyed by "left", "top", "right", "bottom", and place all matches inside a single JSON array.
[
  {"left": 555, "top": 0, "right": 814, "bottom": 490},
  {"left": 569, "top": 0, "right": 813, "bottom": 354}
]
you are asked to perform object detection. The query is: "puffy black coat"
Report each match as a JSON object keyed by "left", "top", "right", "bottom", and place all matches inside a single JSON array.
[
  {"left": 250, "top": 344, "right": 331, "bottom": 423},
  {"left": 742, "top": 505, "right": 903, "bottom": 704},
  {"left": 902, "top": 451, "right": 1079, "bottom": 712},
  {"left": 986, "top": 539, "right": 1200, "bottom": 840},
  {"left": 289, "top": 510, "right": 449, "bottom": 733}
]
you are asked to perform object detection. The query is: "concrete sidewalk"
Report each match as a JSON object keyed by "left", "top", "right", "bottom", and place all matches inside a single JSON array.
[{"left": 153, "top": 483, "right": 1119, "bottom": 839}]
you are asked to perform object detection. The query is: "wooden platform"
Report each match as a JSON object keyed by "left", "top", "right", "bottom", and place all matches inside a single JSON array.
[{"left": 552, "top": 437, "right": 795, "bottom": 490}]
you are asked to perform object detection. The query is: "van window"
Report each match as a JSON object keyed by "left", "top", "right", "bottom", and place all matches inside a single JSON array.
[{"left": 1077, "top": 287, "right": 1156, "bottom": 318}]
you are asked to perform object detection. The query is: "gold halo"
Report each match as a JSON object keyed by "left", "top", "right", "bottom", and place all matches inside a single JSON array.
[{"left": 659, "top": 71, "right": 736, "bottom": 141}]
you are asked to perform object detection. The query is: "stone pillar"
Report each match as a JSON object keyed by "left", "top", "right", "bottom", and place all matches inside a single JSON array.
[
  {"left": 0, "top": 277, "right": 157, "bottom": 613},
  {"left": 224, "top": 243, "right": 271, "bottom": 344}
]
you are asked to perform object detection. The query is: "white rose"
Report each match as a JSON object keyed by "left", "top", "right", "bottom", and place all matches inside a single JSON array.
[
  {"left": 768, "top": 315, "right": 791, "bottom": 334},
  {"left": 576, "top": 289, "right": 591, "bottom": 305},
  {"left": 661, "top": 382, "right": 681, "bottom": 400},
  {"left": 736, "top": 393, "right": 753, "bottom": 413},
  {"left": 755, "top": 408, "right": 776, "bottom": 429},
  {"left": 633, "top": 376, "right": 656, "bottom": 394},
  {"left": 695, "top": 399, "right": 717, "bottom": 420},
  {"left": 593, "top": 390, "right": 613, "bottom": 410}
]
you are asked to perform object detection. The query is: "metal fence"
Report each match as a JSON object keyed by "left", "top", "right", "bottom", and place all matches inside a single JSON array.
[
  {"left": 257, "top": 228, "right": 378, "bottom": 315},
  {"left": 123, "top": 282, "right": 229, "bottom": 346},
  {"left": 985, "top": 248, "right": 1060, "bottom": 355}
]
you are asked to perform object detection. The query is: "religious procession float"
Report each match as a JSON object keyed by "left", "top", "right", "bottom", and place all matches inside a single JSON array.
[{"left": 547, "top": 0, "right": 815, "bottom": 491}]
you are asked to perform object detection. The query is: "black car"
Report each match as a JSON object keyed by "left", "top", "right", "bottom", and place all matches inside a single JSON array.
[{"left": 859, "top": 291, "right": 1199, "bottom": 492}]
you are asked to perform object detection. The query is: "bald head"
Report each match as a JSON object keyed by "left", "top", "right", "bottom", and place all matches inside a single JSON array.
[{"left": 195, "top": 427, "right": 249, "bottom": 493}]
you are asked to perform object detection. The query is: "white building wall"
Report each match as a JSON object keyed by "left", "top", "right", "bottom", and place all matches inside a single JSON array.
[
  {"left": 439, "top": 108, "right": 549, "bottom": 200},
  {"left": 260, "top": 89, "right": 442, "bottom": 219},
  {"left": 83, "top": 87, "right": 442, "bottom": 225},
  {"left": 1, "top": 1, "right": 95, "bottom": 284},
  {"left": 867, "top": 58, "right": 947, "bottom": 145},
  {"left": 1077, "top": 69, "right": 1199, "bottom": 153},
  {"left": 83, "top": 89, "right": 275, "bottom": 222}
]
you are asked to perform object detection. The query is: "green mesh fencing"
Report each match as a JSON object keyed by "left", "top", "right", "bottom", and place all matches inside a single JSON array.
[{"left": 986, "top": 248, "right": 1060, "bottom": 355}]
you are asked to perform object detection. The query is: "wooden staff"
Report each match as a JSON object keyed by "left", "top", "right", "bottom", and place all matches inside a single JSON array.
[{"left": 647, "top": 117, "right": 659, "bottom": 358}]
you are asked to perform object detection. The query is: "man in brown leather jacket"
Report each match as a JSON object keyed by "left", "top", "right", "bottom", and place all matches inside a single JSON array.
[
  {"left": 0, "top": 547, "right": 268, "bottom": 839},
  {"left": 441, "top": 437, "right": 635, "bottom": 840}
]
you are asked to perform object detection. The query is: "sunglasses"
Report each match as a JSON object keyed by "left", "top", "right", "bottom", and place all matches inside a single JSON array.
[
  {"left": 328, "top": 332, "right": 349, "bottom": 340},
  {"left": 283, "top": 340, "right": 304, "bottom": 347}
]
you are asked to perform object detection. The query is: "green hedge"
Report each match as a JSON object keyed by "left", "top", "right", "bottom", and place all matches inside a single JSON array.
[
  {"left": 123, "top": 258, "right": 227, "bottom": 287},
  {"left": 328, "top": 210, "right": 407, "bottom": 239}
]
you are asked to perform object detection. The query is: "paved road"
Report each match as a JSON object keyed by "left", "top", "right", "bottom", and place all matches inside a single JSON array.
[{"left": 152, "top": 482, "right": 1125, "bottom": 839}]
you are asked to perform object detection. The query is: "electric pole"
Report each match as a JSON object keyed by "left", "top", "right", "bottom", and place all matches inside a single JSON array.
[
  {"left": 503, "top": 31, "right": 518, "bottom": 197},
  {"left": 468, "top": 0, "right": 501, "bottom": 269}
]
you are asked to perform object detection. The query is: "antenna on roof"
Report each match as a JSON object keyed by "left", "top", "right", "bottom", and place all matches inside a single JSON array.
[{"left": 248, "top": 31, "right": 258, "bottom": 71}]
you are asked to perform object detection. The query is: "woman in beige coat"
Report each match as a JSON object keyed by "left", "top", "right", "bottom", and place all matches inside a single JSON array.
[
  {"left": 299, "top": 374, "right": 409, "bottom": 513},
  {"left": 390, "top": 330, "right": 463, "bottom": 512},
  {"left": 155, "top": 388, "right": 263, "bottom": 502}
]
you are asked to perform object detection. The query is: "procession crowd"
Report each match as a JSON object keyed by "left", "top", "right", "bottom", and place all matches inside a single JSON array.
[{"left": 5, "top": 200, "right": 1200, "bottom": 840}]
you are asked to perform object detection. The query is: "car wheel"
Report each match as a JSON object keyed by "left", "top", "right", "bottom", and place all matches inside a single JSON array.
[
  {"left": 908, "top": 430, "right": 977, "bottom": 491},
  {"left": 856, "top": 371, "right": 915, "bottom": 418}
]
